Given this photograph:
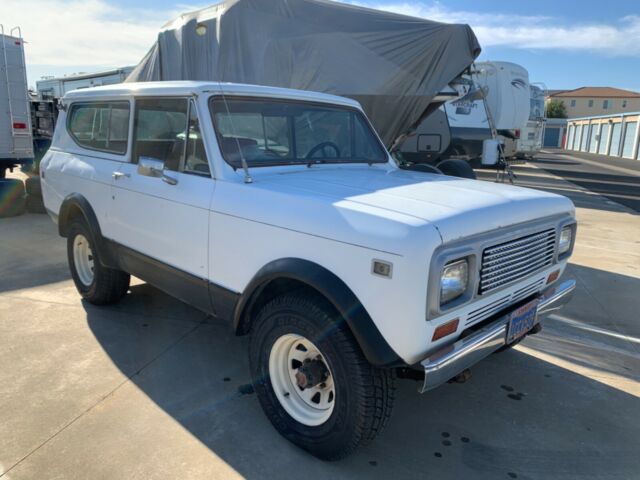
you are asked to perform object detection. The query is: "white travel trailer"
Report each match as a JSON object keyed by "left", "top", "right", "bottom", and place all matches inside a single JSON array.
[
  {"left": 36, "top": 66, "right": 134, "bottom": 100},
  {"left": 399, "top": 61, "right": 532, "bottom": 169},
  {"left": 447, "top": 61, "right": 531, "bottom": 159},
  {"left": 515, "top": 84, "right": 546, "bottom": 158}
]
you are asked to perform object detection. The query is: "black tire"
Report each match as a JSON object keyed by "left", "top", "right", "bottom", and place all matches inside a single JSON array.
[
  {"left": 436, "top": 159, "right": 477, "bottom": 179},
  {"left": 249, "top": 293, "right": 395, "bottom": 460},
  {"left": 403, "top": 163, "right": 442, "bottom": 174},
  {"left": 0, "top": 179, "right": 26, "bottom": 218},
  {"left": 67, "top": 221, "right": 130, "bottom": 305},
  {"left": 26, "top": 194, "right": 47, "bottom": 214},
  {"left": 25, "top": 176, "right": 42, "bottom": 197}
]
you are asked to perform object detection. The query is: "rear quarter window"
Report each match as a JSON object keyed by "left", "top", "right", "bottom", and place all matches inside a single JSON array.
[{"left": 67, "top": 102, "right": 130, "bottom": 155}]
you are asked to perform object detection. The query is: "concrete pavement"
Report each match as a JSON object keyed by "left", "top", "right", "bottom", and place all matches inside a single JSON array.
[{"left": 1, "top": 166, "right": 639, "bottom": 479}]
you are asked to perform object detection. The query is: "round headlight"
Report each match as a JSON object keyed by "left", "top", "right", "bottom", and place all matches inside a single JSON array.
[
  {"left": 559, "top": 226, "right": 573, "bottom": 254},
  {"left": 440, "top": 258, "right": 469, "bottom": 306}
]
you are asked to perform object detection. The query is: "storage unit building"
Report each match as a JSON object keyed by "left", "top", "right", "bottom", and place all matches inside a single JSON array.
[{"left": 565, "top": 112, "right": 640, "bottom": 160}]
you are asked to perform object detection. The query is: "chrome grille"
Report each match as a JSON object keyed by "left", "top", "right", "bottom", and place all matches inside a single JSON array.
[{"left": 479, "top": 229, "right": 556, "bottom": 294}]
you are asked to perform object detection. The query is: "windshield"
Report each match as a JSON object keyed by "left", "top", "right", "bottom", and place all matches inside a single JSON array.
[{"left": 210, "top": 97, "right": 387, "bottom": 168}]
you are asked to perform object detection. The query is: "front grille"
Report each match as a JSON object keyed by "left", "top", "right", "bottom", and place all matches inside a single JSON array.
[{"left": 479, "top": 228, "right": 556, "bottom": 295}]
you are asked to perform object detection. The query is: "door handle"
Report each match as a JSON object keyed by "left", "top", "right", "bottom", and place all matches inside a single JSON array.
[{"left": 112, "top": 172, "right": 130, "bottom": 180}]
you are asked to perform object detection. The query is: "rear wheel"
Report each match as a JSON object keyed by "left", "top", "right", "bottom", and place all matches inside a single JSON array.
[
  {"left": 436, "top": 158, "right": 477, "bottom": 179},
  {"left": 67, "top": 221, "right": 130, "bottom": 304},
  {"left": 249, "top": 293, "right": 395, "bottom": 460}
]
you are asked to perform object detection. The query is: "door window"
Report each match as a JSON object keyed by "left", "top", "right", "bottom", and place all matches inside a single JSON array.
[
  {"left": 133, "top": 98, "right": 210, "bottom": 176},
  {"left": 133, "top": 98, "right": 188, "bottom": 171}
]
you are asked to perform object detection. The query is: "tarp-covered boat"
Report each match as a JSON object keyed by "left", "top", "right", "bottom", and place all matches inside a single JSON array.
[{"left": 127, "top": 0, "right": 480, "bottom": 147}]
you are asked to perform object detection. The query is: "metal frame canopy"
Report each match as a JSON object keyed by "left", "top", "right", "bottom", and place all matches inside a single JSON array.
[{"left": 126, "top": 0, "right": 481, "bottom": 147}]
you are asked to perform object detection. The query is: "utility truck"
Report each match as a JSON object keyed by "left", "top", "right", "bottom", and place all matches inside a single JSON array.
[{"left": 0, "top": 25, "right": 32, "bottom": 178}]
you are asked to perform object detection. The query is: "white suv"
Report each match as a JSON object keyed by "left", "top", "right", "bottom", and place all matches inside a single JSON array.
[{"left": 41, "top": 81, "right": 576, "bottom": 460}]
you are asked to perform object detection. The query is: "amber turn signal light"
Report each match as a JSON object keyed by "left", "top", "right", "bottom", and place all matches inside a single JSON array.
[
  {"left": 547, "top": 270, "right": 560, "bottom": 284},
  {"left": 432, "top": 318, "right": 459, "bottom": 341}
]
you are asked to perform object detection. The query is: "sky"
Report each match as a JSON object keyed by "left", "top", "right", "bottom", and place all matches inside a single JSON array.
[{"left": 2, "top": 0, "right": 639, "bottom": 92}]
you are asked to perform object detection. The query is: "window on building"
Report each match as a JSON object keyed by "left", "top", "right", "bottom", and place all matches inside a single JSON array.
[
  {"left": 570, "top": 99, "right": 576, "bottom": 107},
  {"left": 588, "top": 100, "right": 594, "bottom": 108},
  {"left": 603, "top": 100, "right": 610, "bottom": 109},
  {"left": 622, "top": 100, "right": 628, "bottom": 108}
]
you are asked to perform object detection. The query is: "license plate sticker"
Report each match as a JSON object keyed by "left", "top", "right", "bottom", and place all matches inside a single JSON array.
[{"left": 506, "top": 299, "right": 538, "bottom": 344}]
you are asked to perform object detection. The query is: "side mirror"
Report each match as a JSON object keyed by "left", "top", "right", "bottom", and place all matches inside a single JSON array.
[{"left": 137, "top": 156, "right": 178, "bottom": 185}]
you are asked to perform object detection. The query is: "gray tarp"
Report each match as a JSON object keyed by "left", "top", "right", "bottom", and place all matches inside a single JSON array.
[{"left": 127, "top": 0, "right": 480, "bottom": 147}]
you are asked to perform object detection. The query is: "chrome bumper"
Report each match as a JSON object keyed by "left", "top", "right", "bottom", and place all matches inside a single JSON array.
[{"left": 419, "top": 279, "right": 576, "bottom": 393}]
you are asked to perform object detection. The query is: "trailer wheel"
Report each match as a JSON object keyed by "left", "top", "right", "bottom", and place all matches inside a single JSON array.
[
  {"left": 0, "top": 179, "right": 26, "bottom": 218},
  {"left": 436, "top": 159, "right": 477, "bottom": 179}
]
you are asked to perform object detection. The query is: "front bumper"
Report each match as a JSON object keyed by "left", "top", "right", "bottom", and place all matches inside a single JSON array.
[{"left": 419, "top": 279, "right": 576, "bottom": 393}]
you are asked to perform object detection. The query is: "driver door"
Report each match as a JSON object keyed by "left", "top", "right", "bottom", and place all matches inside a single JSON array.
[{"left": 110, "top": 97, "right": 214, "bottom": 310}]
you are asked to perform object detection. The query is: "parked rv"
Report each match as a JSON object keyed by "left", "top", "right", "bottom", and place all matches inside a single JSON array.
[
  {"left": 515, "top": 84, "right": 546, "bottom": 158},
  {"left": 398, "top": 61, "right": 532, "bottom": 172}
]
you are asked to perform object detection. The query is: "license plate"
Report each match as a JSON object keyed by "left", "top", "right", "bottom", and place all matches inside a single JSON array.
[{"left": 506, "top": 299, "right": 538, "bottom": 344}]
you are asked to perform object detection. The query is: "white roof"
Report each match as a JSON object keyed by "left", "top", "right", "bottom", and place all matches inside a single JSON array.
[{"left": 62, "top": 81, "right": 361, "bottom": 108}]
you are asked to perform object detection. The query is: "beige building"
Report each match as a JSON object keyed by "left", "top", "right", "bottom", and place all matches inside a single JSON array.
[{"left": 546, "top": 87, "right": 640, "bottom": 118}]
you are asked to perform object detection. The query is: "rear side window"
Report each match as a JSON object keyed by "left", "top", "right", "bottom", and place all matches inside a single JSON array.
[{"left": 67, "top": 102, "right": 130, "bottom": 154}]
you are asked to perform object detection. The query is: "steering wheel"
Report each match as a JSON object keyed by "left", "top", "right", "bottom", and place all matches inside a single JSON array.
[{"left": 305, "top": 142, "right": 341, "bottom": 160}]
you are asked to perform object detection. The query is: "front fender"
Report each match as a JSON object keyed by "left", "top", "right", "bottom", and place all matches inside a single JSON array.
[{"left": 233, "top": 258, "right": 403, "bottom": 368}]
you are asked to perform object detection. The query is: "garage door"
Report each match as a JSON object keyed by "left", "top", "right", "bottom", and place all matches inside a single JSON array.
[{"left": 543, "top": 126, "right": 560, "bottom": 147}]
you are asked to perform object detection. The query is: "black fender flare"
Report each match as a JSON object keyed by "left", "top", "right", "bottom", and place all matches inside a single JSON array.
[
  {"left": 58, "top": 193, "right": 118, "bottom": 268},
  {"left": 233, "top": 258, "right": 403, "bottom": 368}
]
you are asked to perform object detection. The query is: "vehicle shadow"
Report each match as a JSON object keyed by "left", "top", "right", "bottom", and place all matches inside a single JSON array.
[{"left": 83, "top": 265, "right": 640, "bottom": 479}]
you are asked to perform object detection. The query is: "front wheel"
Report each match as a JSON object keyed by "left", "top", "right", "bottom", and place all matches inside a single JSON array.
[
  {"left": 67, "top": 221, "right": 130, "bottom": 305},
  {"left": 249, "top": 294, "right": 395, "bottom": 460}
]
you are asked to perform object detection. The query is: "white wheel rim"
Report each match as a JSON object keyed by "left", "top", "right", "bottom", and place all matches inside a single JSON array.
[
  {"left": 73, "top": 234, "right": 95, "bottom": 286},
  {"left": 269, "top": 334, "right": 335, "bottom": 426}
]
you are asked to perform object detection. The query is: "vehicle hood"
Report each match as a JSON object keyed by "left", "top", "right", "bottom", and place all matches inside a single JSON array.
[{"left": 254, "top": 165, "right": 575, "bottom": 243}]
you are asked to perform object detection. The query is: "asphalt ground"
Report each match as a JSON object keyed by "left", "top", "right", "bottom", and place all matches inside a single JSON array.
[{"left": 528, "top": 150, "right": 640, "bottom": 213}]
